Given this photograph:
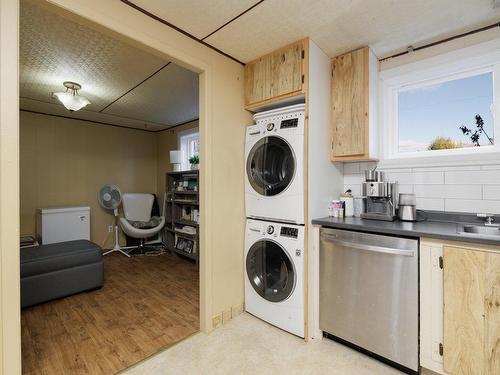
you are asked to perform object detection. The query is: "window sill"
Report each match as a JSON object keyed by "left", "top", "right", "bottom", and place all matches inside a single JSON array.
[{"left": 377, "top": 150, "right": 500, "bottom": 170}]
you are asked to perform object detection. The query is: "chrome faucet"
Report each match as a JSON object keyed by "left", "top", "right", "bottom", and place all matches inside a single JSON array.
[{"left": 477, "top": 213, "right": 498, "bottom": 226}]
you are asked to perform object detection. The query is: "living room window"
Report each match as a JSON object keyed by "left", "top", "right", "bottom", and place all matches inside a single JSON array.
[
  {"left": 179, "top": 128, "right": 199, "bottom": 170},
  {"left": 380, "top": 39, "right": 500, "bottom": 166}
]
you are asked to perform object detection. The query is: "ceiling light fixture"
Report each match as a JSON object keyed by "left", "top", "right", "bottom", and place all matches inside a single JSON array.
[{"left": 53, "top": 81, "right": 91, "bottom": 112}]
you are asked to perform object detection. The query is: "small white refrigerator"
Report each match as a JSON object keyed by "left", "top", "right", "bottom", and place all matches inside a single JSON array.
[{"left": 36, "top": 206, "right": 91, "bottom": 245}]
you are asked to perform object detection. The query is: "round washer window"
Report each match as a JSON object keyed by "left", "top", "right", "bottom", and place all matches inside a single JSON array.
[
  {"left": 246, "top": 239, "right": 295, "bottom": 303},
  {"left": 246, "top": 136, "right": 295, "bottom": 196}
]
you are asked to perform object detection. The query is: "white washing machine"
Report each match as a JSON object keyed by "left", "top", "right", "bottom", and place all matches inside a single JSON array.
[
  {"left": 244, "top": 218, "right": 305, "bottom": 338},
  {"left": 245, "top": 104, "right": 305, "bottom": 224}
]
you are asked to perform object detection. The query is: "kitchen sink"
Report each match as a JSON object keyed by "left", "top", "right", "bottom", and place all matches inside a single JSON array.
[{"left": 459, "top": 225, "right": 500, "bottom": 237}]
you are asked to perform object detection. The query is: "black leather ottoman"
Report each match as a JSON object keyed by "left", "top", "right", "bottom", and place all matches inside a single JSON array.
[{"left": 21, "top": 240, "right": 103, "bottom": 308}]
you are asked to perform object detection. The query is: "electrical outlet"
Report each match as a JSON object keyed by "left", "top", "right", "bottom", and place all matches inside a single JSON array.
[{"left": 108, "top": 225, "right": 114, "bottom": 233}]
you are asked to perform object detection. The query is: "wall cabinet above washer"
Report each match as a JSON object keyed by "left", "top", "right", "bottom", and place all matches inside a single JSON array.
[
  {"left": 330, "top": 47, "right": 378, "bottom": 161},
  {"left": 244, "top": 39, "right": 307, "bottom": 111}
]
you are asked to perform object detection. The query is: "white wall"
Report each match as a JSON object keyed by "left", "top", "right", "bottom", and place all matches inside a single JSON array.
[
  {"left": 307, "top": 40, "right": 344, "bottom": 219},
  {"left": 344, "top": 162, "right": 500, "bottom": 214},
  {"left": 307, "top": 39, "right": 344, "bottom": 340}
]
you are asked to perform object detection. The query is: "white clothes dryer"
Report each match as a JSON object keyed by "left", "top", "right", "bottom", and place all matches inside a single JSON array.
[{"left": 245, "top": 104, "right": 305, "bottom": 224}]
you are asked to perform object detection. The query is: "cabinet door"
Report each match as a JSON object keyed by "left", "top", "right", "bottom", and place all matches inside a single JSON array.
[
  {"left": 331, "top": 47, "right": 368, "bottom": 159},
  {"left": 485, "top": 251, "right": 500, "bottom": 375},
  {"left": 269, "top": 41, "right": 303, "bottom": 99},
  {"left": 244, "top": 56, "right": 271, "bottom": 105},
  {"left": 244, "top": 40, "right": 304, "bottom": 107},
  {"left": 443, "top": 246, "right": 500, "bottom": 375},
  {"left": 420, "top": 243, "right": 446, "bottom": 373}
]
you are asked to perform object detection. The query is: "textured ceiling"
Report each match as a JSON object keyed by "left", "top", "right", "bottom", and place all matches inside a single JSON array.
[
  {"left": 130, "top": 0, "right": 258, "bottom": 39},
  {"left": 130, "top": 0, "right": 500, "bottom": 62},
  {"left": 20, "top": 0, "right": 199, "bottom": 131},
  {"left": 103, "top": 63, "right": 199, "bottom": 126}
]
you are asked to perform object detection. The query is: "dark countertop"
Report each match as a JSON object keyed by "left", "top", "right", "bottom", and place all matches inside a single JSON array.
[{"left": 311, "top": 216, "right": 500, "bottom": 246}]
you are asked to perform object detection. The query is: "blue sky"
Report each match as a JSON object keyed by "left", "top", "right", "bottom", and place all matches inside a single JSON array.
[{"left": 398, "top": 72, "right": 494, "bottom": 152}]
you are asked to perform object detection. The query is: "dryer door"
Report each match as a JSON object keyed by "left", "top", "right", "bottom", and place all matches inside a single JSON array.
[
  {"left": 246, "top": 136, "right": 295, "bottom": 197},
  {"left": 246, "top": 239, "right": 295, "bottom": 303}
]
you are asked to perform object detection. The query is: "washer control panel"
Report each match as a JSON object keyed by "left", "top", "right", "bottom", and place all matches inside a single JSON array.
[{"left": 247, "top": 220, "right": 301, "bottom": 241}]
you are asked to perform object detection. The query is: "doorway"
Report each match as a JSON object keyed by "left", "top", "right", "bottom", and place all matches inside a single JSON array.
[{"left": 19, "top": 1, "right": 202, "bottom": 373}]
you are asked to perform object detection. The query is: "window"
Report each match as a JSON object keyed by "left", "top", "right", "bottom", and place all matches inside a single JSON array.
[
  {"left": 380, "top": 39, "right": 500, "bottom": 166},
  {"left": 398, "top": 72, "right": 494, "bottom": 153},
  {"left": 178, "top": 128, "right": 199, "bottom": 170}
]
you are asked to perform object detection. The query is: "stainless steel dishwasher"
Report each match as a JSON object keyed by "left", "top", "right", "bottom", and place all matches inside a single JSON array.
[{"left": 319, "top": 228, "right": 418, "bottom": 373}]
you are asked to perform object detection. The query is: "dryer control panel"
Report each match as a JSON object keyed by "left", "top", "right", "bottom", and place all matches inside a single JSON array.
[
  {"left": 280, "top": 226, "right": 298, "bottom": 239},
  {"left": 280, "top": 118, "right": 298, "bottom": 129}
]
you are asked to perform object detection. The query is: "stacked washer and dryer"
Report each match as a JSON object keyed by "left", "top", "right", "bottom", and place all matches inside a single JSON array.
[{"left": 244, "top": 104, "right": 306, "bottom": 338}]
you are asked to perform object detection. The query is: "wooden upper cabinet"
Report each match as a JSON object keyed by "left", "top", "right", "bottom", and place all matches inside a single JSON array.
[
  {"left": 443, "top": 246, "right": 500, "bottom": 375},
  {"left": 244, "top": 39, "right": 306, "bottom": 109},
  {"left": 331, "top": 47, "right": 377, "bottom": 161}
]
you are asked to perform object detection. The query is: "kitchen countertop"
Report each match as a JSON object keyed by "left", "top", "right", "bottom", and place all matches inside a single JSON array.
[{"left": 311, "top": 216, "right": 500, "bottom": 246}]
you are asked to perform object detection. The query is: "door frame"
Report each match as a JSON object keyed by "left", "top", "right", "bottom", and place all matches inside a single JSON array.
[
  {"left": 0, "top": 1, "right": 21, "bottom": 374},
  {"left": 1, "top": 0, "right": 220, "bottom": 373}
]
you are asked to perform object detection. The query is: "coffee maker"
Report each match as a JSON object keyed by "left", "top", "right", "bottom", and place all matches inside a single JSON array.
[{"left": 360, "top": 170, "right": 398, "bottom": 221}]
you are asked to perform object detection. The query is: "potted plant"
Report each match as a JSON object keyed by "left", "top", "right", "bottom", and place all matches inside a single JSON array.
[{"left": 189, "top": 154, "right": 199, "bottom": 170}]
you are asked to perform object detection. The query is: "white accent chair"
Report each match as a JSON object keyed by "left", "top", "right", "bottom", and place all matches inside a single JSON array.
[{"left": 119, "top": 193, "right": 165, "bottom": 255}]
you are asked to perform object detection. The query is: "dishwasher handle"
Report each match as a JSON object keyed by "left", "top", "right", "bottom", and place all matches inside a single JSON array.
[{"left": 321, "top": 233, "right": 415, "bottom": 257}]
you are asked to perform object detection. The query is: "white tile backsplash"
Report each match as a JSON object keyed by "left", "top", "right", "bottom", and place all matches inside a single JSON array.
[
  {"left": 416, "top": 198, "right": 445, "bottom": 211},
  {"left": 481, "top": 164, "right": 500, "bottom": 170},
  {"left": 398, "top": 184, "right": 414, "bottom": 194},
  {"left": 483, "top": 185, "right": 500, "bottom": 200},
  {"left": 384, "top": 172, "right": 414, "bottom": 184},
  {"left": 445, "top": 199, "right": 500, "bottom": 214},
  {"left": 412, "top": 166, "right": 480, "bottom": 172},
  {"left": 413, "top": 185, "right": 482, "bottom": 199},
  {"left": 384, "top": 171, "right": 444, "bottom": 184},
  {"left": 343, "top": 163, "right": 360, "bottom": 174},
  {"left": 445, "top": 170, "right": 500, "bottom": 185},
  {"left": 344, "top": 184, "right": 362, "bottom": 196},
  {"left": 343, "top": 163, "right": 500, "bottom": 214},
  {"left": 413, "top": 172, "right": 445, "bottom": 184},
  {"left": 343, "top": 173, "right": 364, "bottom": 185}
]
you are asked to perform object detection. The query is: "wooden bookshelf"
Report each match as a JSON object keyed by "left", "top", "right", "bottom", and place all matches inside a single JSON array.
[{"left": 163, "top": 170, "right": 199, "bottom": 264}]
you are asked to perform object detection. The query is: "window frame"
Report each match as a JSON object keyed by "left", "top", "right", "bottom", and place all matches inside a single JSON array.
[
  {"left": 177, "top": 127, "right": 199, "bottom": 171},
  {"left": 379, "top": 39, "right": 500, "bottom": 168}
]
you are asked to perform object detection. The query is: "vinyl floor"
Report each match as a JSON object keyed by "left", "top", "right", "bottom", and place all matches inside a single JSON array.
[{"left": 21, "top": 252, "right": 199, "bottom": 375}]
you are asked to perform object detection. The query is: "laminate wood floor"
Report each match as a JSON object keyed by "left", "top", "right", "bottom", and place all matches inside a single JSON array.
[{"left": 21, "top": 252, "right": 199, "bottom": 375}]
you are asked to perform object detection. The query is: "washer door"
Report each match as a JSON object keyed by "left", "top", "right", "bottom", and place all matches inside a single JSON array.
[
  {"left": 246, "top": 239, "right": 295, "bottom": 303},
  {"left": 246, "top": 136, "right": 295, "bottom": 196}
]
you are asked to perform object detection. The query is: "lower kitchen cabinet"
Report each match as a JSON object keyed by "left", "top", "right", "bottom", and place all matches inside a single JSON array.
[
  {"left": 443, "top": 246, "right": 500, "bottom": 375},
  {"left": 420, "top": 239, "right": 500, "bottom": 375}
]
